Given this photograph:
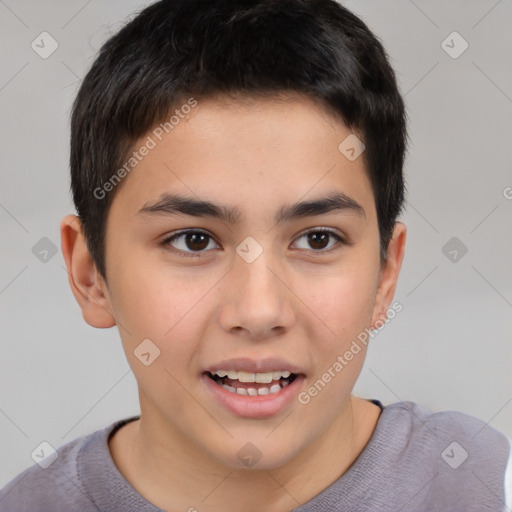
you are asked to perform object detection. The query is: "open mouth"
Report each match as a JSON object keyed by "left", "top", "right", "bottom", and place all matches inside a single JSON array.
[{"left": 206, "top": 370, "right": 298, "bottom": 396}]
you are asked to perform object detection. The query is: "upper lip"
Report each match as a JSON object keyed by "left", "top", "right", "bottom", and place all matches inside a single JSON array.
[{"left": 204, "top": 357, "right": 304, "bottom": 375}]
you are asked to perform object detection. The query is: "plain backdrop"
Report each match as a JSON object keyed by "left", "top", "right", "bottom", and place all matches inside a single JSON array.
[{"left": 1, "top": 0, "right": 511, "bottom": 487}]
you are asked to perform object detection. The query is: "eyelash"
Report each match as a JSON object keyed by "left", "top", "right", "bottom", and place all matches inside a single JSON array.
[{"left": 160, "top": 228, "right": 347, "bottom": 259}]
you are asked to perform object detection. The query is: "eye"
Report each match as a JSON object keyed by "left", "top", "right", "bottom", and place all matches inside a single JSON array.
[
  {"left": 292, "top": 228, "right": 345, "bottom": 252},
  {"left": 161, "top": 227, "right": 347, "bottom": 258},
  {"left": 161, "top": 230, "right": 219, "bottom": 257}
]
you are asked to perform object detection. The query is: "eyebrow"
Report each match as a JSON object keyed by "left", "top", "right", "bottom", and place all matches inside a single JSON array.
[{"left": 137, "top": 191, "right": 366, "bottom": 224}]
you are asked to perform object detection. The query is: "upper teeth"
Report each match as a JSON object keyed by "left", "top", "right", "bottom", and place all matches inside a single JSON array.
[{"left": 213, "top": 370, "right": 291, "bottom": 383}]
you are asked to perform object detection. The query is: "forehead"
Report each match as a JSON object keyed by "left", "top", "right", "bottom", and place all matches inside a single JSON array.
[{"left": 108, "top": 93, "right": 374, "bottom": 223}]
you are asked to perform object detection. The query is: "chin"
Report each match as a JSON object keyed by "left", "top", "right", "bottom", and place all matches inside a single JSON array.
[{"left": 208, "top": 436, "right": 305, "bottom": 472}]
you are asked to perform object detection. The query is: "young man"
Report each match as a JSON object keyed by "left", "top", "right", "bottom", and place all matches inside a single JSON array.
[{"left": 1, "top": 0, "right": 510, "bottom": 510}]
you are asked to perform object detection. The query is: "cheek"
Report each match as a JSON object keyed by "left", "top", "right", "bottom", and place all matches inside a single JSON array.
[
  {"left": 297, "top": 267, "right": 377, "bottom": 414},
  {"left": 109, "top": 242, "right": 189, "bottom": 323},
  {"left": 107, "top": 258, "right": 203, "bottom": 354},
  {"left": 109, "top": 258, "right": 236, "bottom": 383},
  {"left": 108, "top": 267, "right": 206, "bottom": 399},
  {"left": 303, "top": 259, "right": 378, "bottom": 350}
]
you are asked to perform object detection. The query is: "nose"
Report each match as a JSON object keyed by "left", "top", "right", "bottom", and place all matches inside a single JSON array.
[{"left": 218, "top": 248, "right": 295, "bottom": 339}]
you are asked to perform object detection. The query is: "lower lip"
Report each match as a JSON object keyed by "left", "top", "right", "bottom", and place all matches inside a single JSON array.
[{"left": 201, "top": 373, "right": 305, "bottom": 419}]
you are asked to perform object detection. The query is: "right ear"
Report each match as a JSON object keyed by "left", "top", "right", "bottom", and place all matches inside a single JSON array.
[{"left": 60, "top": 214, "right": 116, "bottom": 328}]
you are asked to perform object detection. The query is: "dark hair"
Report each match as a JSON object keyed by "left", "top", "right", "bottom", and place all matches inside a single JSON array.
[{"left": 70, "top": 0, "right": 407, "bottom": 280}]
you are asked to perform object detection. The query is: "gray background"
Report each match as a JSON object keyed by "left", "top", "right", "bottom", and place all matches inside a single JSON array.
[{"left": 1, "top": 0, "right": 511, "bottom": 487}]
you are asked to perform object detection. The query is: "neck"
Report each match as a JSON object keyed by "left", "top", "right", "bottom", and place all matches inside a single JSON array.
[{"left": 109, "top": 396, "right": 381, "bottom": 512}]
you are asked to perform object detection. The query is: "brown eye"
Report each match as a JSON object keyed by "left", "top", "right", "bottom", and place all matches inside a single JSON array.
[
  {"left": 293, "top": 229, "right": 345, "bottom": 252},
  {"left": 307, "top": 232, "right": 330, "bottom": 250},
  {"left": 183, "top": 232, "right": 209, "bottom": 251},
  {"left": 162, "top": 230, "right": 219, "bottom": 257}
]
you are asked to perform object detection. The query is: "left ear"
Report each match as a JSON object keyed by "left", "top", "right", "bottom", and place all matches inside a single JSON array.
[{"left": 370, "top": 222, "right": 406, "bottom": 329}]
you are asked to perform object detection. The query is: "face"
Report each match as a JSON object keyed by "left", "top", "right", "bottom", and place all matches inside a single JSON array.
[{"left": 78, "top": 94, "right": 402, "bottom": 470}]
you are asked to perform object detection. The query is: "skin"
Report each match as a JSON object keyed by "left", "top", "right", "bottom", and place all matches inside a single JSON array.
[{"left": 61, "top": 92, "right": 406, "bottom": 512}]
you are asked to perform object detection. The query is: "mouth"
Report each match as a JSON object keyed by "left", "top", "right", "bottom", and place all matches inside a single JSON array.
[
  {"left": 205, "top": 370, "right": 298, "bottom": 396},
  {"left": 201, "top": 367, "right": 305, "bottom": 418}
]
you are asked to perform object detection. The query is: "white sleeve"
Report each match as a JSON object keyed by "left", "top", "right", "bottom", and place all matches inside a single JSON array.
[{"left": 504, "top": 437, "right": 512, "bottom": 512}]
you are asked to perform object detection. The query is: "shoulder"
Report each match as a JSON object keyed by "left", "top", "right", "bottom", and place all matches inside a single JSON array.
[
  {"left": 384, "top": 400, "right": 509, "bottom": 442},
  {"left": 384, "top": 400, "right": 510, "bottom": 462},
  {"left": 380, "top": 401, "right": 511, "bottom": 510},
  {"left": 0, "top": 421, "right": 117, "bottom": 512}
]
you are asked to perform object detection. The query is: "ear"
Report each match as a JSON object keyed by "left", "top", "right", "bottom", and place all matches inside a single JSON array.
[
  {"left": 60, "top": 214, "right": 116, "bottom": 328},
  {"left": 370, "top": 222, "right": 406, "bottom": 329}
]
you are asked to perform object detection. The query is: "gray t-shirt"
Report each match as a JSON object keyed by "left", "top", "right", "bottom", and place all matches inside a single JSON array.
[{"left": 1, "top": 400, "right": 511, "bottom": 511}]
